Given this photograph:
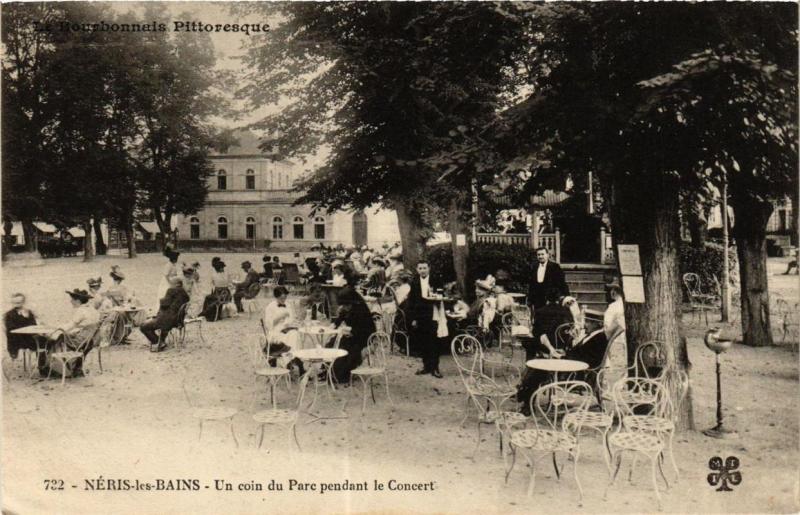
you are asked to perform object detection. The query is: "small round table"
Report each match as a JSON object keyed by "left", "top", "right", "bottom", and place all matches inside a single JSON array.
[
  {"left": 292, "top": 348, "right": 349, "bottom": 422},
  {"left": 526, "top": 358, "right": 589, "bottom": 381},
  {"left": 108, "top": 305, "right": 145, "bottom": 343},
  {"left": 11, "top": 325, "right": 58, "bottom": 336}
]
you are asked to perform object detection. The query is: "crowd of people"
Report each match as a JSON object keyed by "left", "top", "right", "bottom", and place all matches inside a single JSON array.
[{"left": 4, "top": 243, "right": 626, "bottom": 415}]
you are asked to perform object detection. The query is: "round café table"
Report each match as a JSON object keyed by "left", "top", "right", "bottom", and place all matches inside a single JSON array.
[
  {"left": 108, "top": 305, "right": 145, "bottom": 344},
  {"left": 292, "top": 347, "right": 349, "bottom": 423},
  {"left": 526, "top": 358, "right": 589, "bottom": 382},
  {"left": 11, "top": 326, "right": 58, "bottom": 378},
  {"left": 11, "top": 325, "right": 58, "bottom": 336}
]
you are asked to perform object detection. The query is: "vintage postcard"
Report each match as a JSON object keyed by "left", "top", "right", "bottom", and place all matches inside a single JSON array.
[{"left": 2, "top": 2, "right": 798, "bottom": 514}]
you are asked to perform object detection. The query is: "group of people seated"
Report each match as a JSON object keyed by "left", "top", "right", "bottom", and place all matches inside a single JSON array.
[{"left": 4, "top": 265, "right": 141, "bottom": 378}]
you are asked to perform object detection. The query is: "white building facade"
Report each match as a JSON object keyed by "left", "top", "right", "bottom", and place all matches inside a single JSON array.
[{"left": 175, "top": 133, "right": 400, "bottom": 251}]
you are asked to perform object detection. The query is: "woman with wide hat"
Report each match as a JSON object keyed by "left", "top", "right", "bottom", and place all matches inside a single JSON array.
[{"left": 42, "top": 289, "right": 101, "bottom": 378}]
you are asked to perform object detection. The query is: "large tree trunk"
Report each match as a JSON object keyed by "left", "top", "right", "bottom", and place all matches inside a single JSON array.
[
  {"left": 125, "top": 222, "right": 137, "bottom": 259},
  {"left": 610, "top": 173, "right": 694, "bottom": 431},
  {"left": 448, "top": 197, "right": 472, "bottom": 300},
  {"left": 686, "top": 200, "right": 708, "bottom": 248},
  {"left": 395, "top": 202, "right": 427, "bottom": 269},
  {"left": 731, "top": 194, "right": 773, "bottom": 347},
  {"left": 22, "top": 218, "right": 37, "bottom": 252},
  {"left": 93, "top": 217, "right": 107, "bottom": 255},
  {"left": 790, "top": 185, "right": 799, "bottom": 247},
  {"left": 82, "top": 218, "right": 94, "bottom": 262},
  {"left": 152, "top": 209, "right": 172, "bottom": 251}
]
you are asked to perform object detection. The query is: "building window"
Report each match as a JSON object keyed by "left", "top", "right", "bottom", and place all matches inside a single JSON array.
[
  {"left": 293, "top": 216, "right": 304, "bottom": 240},
  {"left": 245, "top": 216, "right": 256, "bottom": 240},
  {"left": 217, "top": 216, "right": 228, "bottom": 239},
  {"left": 314, "top": 216, "right": 326, "bottom": 239},
  {"left": 189, "top": 217, "right": 200, "bottom": 240},
  {"left": 246, "top": 169, "right": 255, "bottom": 190},
  {"left": 217, "top": 170, "right": 227, "bottom": 190},
  {"left": 272, "top": 216, "right": 283, "bottom": 239}
]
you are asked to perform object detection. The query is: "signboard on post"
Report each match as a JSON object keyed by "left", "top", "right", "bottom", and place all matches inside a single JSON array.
[
  {"left": 617, "top": 244, "right": 643, "bottom": 276},
  {"left": 617, "top": 244, "right": 645, "bottom": 304}
]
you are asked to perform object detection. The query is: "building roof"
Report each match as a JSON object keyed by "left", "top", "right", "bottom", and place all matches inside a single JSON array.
[{"left": 212, "top": 130, "right": 271, "bottom": 157}]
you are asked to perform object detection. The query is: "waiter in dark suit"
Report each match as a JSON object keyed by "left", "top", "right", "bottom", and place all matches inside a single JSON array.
[
  {"left": 140, "top": 276, "right": 190, "bottom": 352},
  {"left": 527, "top": 247, "right": 569, "bottom": 311},
  {"left": 406, "top": 259, "right": 444, "bottom": 378}
]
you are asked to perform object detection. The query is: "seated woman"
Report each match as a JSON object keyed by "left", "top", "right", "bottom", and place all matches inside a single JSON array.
[
  {"left": 45, "top": 289, "right": 101, "bottom": 378},
  {"left": 105, "top": 266, "right": 133, "bottom": 306},
  {"left": 87, "top": 277, "right": 113, "bottom": 313},
  {"left": 328, "top": 285, "right": 373, "bottom": 384},
  {"left": 181, "top": 263, "right": 203, "bottom": 317},
  {"left": 262, "top": 286, "right": 301, "bottom": 354},
  {"left": 364, "top": 258, "right": 387, "bottom": 295},
  {"left": 200, "top": 257, "right": 232, "bottom": 322},
  {"left": 516, "top": 285, "right": 626, "bottom": 413}
]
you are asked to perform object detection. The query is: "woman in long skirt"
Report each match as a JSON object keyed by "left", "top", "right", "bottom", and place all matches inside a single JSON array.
[
  {"left": 155, "top": 248, "right": 180, "bottom": 311},
  {"left": 200, "top": 257, "right": 232, "bottom": 321}
]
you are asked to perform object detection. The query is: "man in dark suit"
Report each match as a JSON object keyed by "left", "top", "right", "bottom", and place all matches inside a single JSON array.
[
  {"left": 406, "top": 260, "right": 444, "bottom": 378},
  {"left": 527, "top": 247, "right": 569, "bottom": 311},
  {"left": 140, "top": 276, "right": 190, "bottom": 352},
  {"left": 233, "top": 260, "right": 261, "bottom": 313}
]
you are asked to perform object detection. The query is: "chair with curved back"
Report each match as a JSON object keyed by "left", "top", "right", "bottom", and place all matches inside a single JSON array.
[
  {"left": 682, "top": 272, "right": 718, "bottom": 324},
  {"left": 505, "top": 380, "right": 592, "bottom": 503},
  {"left": 214, "top": 288, "right": 233, "bottom": 321},
  {"left": 350, "top": 331, "right": 394, "bottom": 414},
  {"left": 605, "top": 377, "right": 671, "bottom": 509},
  {"left": 182, "top": 380, "right": 238, "bottom": 447},
  {"left": 49, "top": 323, "right": 102, "bottom": 386},
  {"left": 253, "top": 371, "right": 312, "bottom": 453},
  {"left": 451, "top": 334, "right": 524, "bottom": 459},
  {"left": 251, "top": 334, "right": 292, "bottom": 409},
  {"left": 390, "top": 307, "right": 410, "bottom": 356}
]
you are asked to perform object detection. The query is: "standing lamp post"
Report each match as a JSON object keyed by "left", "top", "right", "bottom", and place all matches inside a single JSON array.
[
  {"left": 720, "top": 174, "right": 730, "bottom": 322},
  {"left": 703, "top": 328, "right": 738, "bottom": 439}
]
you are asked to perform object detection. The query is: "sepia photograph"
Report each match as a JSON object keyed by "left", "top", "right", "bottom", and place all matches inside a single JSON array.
[{"left": 1, "top": 1, "right": 798, "bottom": 513}]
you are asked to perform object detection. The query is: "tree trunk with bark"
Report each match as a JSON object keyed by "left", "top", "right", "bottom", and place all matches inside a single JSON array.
[
  {"left": 394, "top": 202, "right": 427, "bottom": 269},
  {"left": 731, "top": 193, "right": 774, "bottom": 347},
  {"left": 686, "top": 201, "right": 708, "bottom": 248},
  {"left": 152, "top": 209, "right": 173, "bottom": 252},
  {"left": 93, "top": 217, "right": 107, "bottom": 255},
  {"left": 125, "top": 222, "right": 137, "bottom": 259},
  {"left": 82, "top": 218, "right": 94, "bottom": 262},
  {"left": 610, "top": 173, "right": 694, "bottom": 431},
  {"left": 22, "top": 219, "right": 37, "bottom": 252},
  {"left": 448, "top": 197, "right": 472, "bottom": 300}
]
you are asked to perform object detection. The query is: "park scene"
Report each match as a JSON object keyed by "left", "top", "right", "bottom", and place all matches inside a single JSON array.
[{"left": 2, "top": 2, "right": 798, "bottom": 514}]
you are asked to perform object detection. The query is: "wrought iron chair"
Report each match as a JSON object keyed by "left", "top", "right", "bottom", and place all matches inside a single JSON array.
[
  {"left": 253, "top": 371, "right": 312, "bottom": 453},
  {"left": 451, "top": 334, "right": 523, "bottom": 459},
  {"left": 605, "top": 377, "right": 671, "bottom": 509},
  {"left": 350, "top": 331, "right": 394, "bottom": 414},
  {"left": 682, "top": 272, "right": 719, "bottom": 325},
  {"left": 390, "top": 307, "right": 410, "bottom": 356},
  {"left": 775, "top": 298, "right": 800, "bottom": 343},
  {"left": 182, "top": 380, "right": 238, "bottom": 447},
  {"left": 251, "top": 334, "right": 292, "bottom": 409},
  {"left": 505, "top": 380, "right": 591, "bottom": 503},
  {"left": 48, "top": 323, "right": 102, "bottom": 386}
]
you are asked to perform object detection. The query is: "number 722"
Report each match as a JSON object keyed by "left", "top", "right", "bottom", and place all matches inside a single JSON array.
[{"left": 44, "top": 479, "right": 64, "bottom": 490}]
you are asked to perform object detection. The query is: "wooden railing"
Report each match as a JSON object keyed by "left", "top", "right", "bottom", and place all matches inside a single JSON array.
[{"left": 476, "top": 231, "right": 561, "bottom": 262}]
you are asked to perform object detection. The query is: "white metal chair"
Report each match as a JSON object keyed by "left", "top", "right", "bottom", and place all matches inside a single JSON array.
[
  {"left": 48, "top": 324, "right": 102, "bottom": 386},
  {"left": 605, "top": 377, "right": 671, "bottom": 508},
  {"left": 253, "top": 371, "right": 312, "bottom": 453},
  {"left": 682, "top": 272, "right": 718, "bottom": 324},
  {"left": 251, "top": 335, "right": 292, "bottom": 409},
  {"left": 182, "top": 381, "right": 238, "bottom": 447},
  {"left": 350, "top": 331, "right": 394, "bottom": 414},
  {"left": 451, "top": 334, "right": 523, "bottom": 458},
  {"left": 241, "top": 282, "right": 263, "bottom": 319},
  {"left": 505, "top": 380, "right": 591, "bottom": 503}
]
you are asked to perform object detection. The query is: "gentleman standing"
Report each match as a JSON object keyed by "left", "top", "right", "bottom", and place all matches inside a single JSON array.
[
  {"left": 140, "top": 276, "right": 189, "bottom": 352},
  {"left": 406, "top": 260, "right": 444, "bottom": 378},
  {"left": 527, "top": 247, "right": 569, "bottom": 311},
  {"left": 233, "top": 260, "right": 261, "bottom": 313}
]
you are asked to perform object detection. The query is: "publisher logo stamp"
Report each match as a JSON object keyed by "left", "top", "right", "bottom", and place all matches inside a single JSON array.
[{"left": 707, "top": 456, "right": 742, "bottom": 492}]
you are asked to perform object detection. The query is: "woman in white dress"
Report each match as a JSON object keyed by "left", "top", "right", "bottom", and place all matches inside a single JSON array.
[{"left": 155, "top": 248, "right": 180, "bottom": 310}]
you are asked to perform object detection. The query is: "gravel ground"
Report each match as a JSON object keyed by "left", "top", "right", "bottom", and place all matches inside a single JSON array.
[{"left": 2, "top": 253, "right": 798, "bottom": 514}]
